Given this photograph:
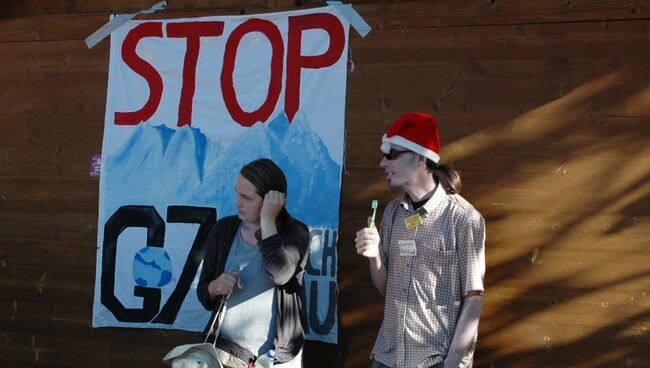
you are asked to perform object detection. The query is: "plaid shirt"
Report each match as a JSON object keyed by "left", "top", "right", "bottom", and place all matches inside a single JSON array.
[{"left": 371, "top": 184, "right": 486, "bottom": 368}]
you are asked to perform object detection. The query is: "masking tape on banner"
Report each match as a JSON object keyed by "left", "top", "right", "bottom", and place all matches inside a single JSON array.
[
  {"left": 85, "top": 1, "right": 167, "bottom": 49},
  {"left": 326, "top": 1, "right": 371, "bottom": 38}
]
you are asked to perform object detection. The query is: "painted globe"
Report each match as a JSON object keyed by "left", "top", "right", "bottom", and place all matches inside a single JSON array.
[{"left": 132, "top": 247, "right": 173, "bottom": 287}]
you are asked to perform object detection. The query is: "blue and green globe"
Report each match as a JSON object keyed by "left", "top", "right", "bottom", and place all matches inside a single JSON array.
[{"left": 132, "top": 247, "right": 173, "bottom": 288}]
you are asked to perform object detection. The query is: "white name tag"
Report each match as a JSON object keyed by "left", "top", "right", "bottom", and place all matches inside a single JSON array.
[{"left": 399, "top": 240, "right": 417, "bottom": 256}]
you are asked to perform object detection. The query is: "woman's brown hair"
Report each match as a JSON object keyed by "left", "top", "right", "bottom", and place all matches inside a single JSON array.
[{"left": 239, "top": 158, "right": 293, "bottom": 239}]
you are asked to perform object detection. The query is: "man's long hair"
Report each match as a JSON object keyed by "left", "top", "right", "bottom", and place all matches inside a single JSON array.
[{"left": 426, "top": 160, "right": 462, "bottom": 194}]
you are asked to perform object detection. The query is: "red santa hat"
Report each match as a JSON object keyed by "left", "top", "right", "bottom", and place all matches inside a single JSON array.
[{"left": 381, "top": 112, "right": 441, "bottom": 163}]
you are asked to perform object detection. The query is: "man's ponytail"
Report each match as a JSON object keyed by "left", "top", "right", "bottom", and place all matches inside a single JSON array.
[{"left": 426, "top": 160, "right": 462, "bottom": 194}]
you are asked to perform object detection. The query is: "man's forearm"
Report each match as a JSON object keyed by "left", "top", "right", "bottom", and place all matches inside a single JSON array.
[
  {"left": 444, "top": 294, "right": 483, "bottom": 368},
  {"left": 369, "top": 257, "right": 387, "bottom": 296}
]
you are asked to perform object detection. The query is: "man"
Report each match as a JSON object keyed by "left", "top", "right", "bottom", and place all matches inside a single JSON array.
[{"left": 355, "top": 112, "right": 486, "bottom": 368}]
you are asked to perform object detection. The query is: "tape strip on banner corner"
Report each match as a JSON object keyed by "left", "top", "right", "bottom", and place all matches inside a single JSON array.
[
  {"left": 326, "top": 1, "right": 371, "bottom": 38},
  {"left": 85, "top": 0, "right": 168, "bottom": 49}
]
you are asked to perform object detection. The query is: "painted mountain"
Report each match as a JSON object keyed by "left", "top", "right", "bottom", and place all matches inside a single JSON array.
[{"left": 103, "top": 111, "right": 341, "bottom": 228}]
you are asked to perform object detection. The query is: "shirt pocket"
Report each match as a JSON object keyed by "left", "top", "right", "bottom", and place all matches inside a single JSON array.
[
  {"left": 418, "top": 241, "right": 454, "bottom": 274},
  {"left": 422, "top": 234, "right": 454, "bottom": 253}
]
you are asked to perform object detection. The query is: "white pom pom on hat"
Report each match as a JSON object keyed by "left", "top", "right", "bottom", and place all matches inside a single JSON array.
[{"left": 381, "top": 112, "right": 441, "bottom": 163}]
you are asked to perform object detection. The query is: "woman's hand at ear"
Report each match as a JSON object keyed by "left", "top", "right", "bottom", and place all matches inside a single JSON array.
[{"left": 260, "top": 190, "right": 285, "bottom": 239}]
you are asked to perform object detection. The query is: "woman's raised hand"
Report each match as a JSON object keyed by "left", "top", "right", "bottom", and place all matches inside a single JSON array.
[
  {"left": 261, "top": 190, "right": 285, "bottom": 222},
  {"left": 260, "top": 190, "right": 285, "bottom": 239}
]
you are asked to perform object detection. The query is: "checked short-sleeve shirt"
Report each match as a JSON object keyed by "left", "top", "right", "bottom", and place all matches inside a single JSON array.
[{"left": 371, "top": 184, "right": 486, "bottom": 368}]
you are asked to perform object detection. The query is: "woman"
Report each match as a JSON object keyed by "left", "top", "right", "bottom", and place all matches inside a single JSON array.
[{"left": 197, "top": 158, "right": 310, "bottom": 367}]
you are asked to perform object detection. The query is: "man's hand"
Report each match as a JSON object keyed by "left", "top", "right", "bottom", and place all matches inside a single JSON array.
[
  {"left": 443, "top": 294, "right": 484, "bottom": 368},
  {"left": 355, "top": 225, "right": 387, "bottom": 295},
  {"left": 355, "top": 226, "right": 380, "bottom": 259}
]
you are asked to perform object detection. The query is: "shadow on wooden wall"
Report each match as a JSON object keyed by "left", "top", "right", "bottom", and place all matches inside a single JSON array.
[
  {"left": 338, "top": 61, "right": 650, "bottom": 367},
  {"left": 1, "top": 1, "right": 649, "bottom": 367}
]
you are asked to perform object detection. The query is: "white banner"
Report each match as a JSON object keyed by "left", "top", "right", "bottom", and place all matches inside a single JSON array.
[{"left": 92, "top": 6, "right": 349, "bottom": 344}]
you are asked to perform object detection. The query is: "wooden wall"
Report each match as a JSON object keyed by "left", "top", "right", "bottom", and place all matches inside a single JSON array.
[{"left": 1, "top": 1, "right": 649, "bottom": 367}]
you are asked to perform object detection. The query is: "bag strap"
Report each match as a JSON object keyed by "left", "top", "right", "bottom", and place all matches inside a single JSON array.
[
  {"left": 204, "top": 297, "right": 228, "bottom": 344},
  {"left": 214, "top": 336, "right": 256, "bottom": 364}
]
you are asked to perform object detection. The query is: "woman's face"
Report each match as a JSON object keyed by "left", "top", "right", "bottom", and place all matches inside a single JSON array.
[{"left": 235, "top": 175, "right": 264, "bottom": 225}]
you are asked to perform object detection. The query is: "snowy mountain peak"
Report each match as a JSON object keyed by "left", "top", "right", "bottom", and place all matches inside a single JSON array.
[{"left": 105, "top": 112, "right": 341, "bottom": 227}]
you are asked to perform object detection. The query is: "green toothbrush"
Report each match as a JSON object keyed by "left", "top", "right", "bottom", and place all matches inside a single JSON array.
[{"left": 368, "top": 199, "right": 378, "bottom": 228}]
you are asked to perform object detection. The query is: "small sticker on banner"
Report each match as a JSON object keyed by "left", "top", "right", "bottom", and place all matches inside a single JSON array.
[
  {"left": 399, "top": 240, "right": 417, "bottom": 256},
  {"left": 404, "top": 213, "right": 423, "bottom": 230},
  {"left": 90, "top": 154, "right": 101, "bottom": 177}
]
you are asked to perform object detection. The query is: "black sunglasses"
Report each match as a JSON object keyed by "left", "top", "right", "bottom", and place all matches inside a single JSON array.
[{"left": 383, "top": 150, "right": 412, "bottom": 160}]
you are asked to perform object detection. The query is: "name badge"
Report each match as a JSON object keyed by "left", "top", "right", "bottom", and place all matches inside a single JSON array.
[
  {"left": 399, "top": 240, "right": 417, "bottom": 256},
  {"left": 404, "top": 213, "right": 423, "bottom": 230}
]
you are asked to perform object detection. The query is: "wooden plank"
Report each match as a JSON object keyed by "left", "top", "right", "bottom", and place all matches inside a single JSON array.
[
  {"left": 10, "top": 0, "right": 341, "bottom": 19},
  {"left": 12, "top": 300, "right": 54, "bottom": 333},
  {"left": 0, "top": 339, "right": 39, "bottom": 368},
  {"left": 353, "top": 0, "right": 650, "bottom": 29},
  {"left": 480, "top": 292, "right": 649, "bottom": 342},
  {"left": 0, "top": 268, "right": 94, "bottom": 303},
  {"left": 5, "top": 0, "right": 650, "bottom": 27},
  {"left": 0, "top": 144, "right": 103, "bottom": 178},
  {"left": 485, "top": 250, "right": 650, "bottom": 288},
  {"left": 0, "top": 203, "right": 99, "bottom": 243},
  {"left": 0, "top": 326, "right": 197, "bottom": 366},
  {"left": 0, "top": 240, "right": 96, "bottom": 271},
  {"left": 477, "top": 318, "right": 648, "bottom": 367},
  {"left": 0, "top": 176, "right": 98, "bottom": 210},
  {"left": 0, "top": 46, "right": 107, "bottom": 82},
  {"left": 356, "top": 24, "right": 650, "bottom": 61},
  {"left": 0, "top": 300, "right": 17, "bottom": 328},
  {"left": 91, "top": 325, "right": 196, "bottom": 346},
  {"left": 3, "top": 2, "right": 650, "bottom": 43},
  {"left": 343, "top": 93, "right": 650, "bottom": 129},
  {"left": 0, "top": 331, "right": 159, "bottom": 368},
  {"left": 52, "top": 303, "right": 93, "bottom": 336},
  {"left": 32, "top": 333, "right": 110, "bottom": 367},
  {"left": 0, "top": 5, "right": 304, "bottom": 43},
  {"left": 345, "top": 67, "right": 648, "bottom": 105}
]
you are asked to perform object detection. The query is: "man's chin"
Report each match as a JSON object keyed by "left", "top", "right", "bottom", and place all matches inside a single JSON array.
[{"left": 386, "top": 180, "right": 403, "bottom": 190}]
